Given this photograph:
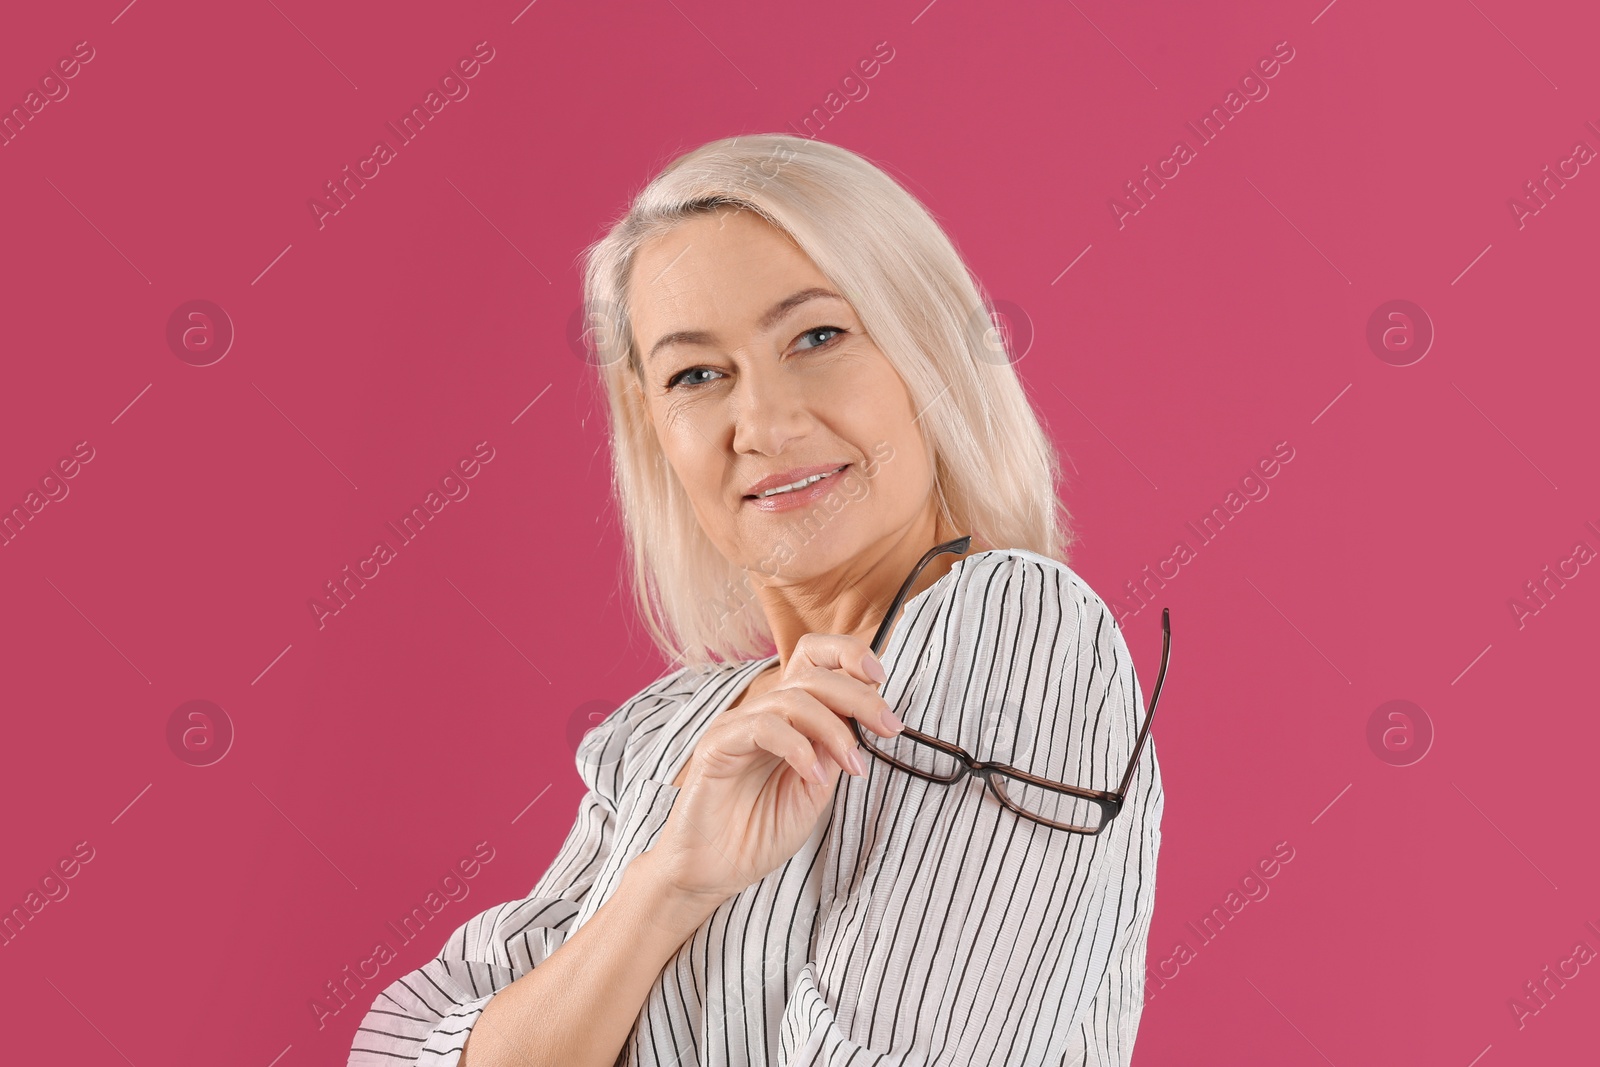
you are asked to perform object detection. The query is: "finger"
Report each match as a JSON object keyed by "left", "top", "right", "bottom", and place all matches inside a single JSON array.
[
  {"left": 810, "top": 752, "right": 842, "bottom": 790},
  {"left": 779, "top": 663, "right": 904, "bottom": 739},
  {"left": 806, "top": 751, "right": 844, "bottom": 793},
  {"left": 767, "top": 686, "right": 871, "bottom": 776},
  {"left": 792, "top": 632, "right": 888, "bottom": 690},
  {"left": 758, "top": 713, "right": 838, "bottom": 784}
]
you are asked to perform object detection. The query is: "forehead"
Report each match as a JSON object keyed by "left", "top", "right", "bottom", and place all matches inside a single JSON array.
[{"left": 627, "top": 209, "right": 829, "bottom": 327}]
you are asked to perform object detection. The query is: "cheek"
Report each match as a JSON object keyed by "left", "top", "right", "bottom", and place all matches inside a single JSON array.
[
  {"left": 658, "top": 426, "right": 738, "bottom": 512},
  {"left": 848, "top": 376, "right": 922, "bottom": 463},
  {"left": 829, "top": 354, "right": 915, "bottom": 427}
]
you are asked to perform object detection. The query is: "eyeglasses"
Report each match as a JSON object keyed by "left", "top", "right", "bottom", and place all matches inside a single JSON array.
[{"left": 847, "top": 535, "right": 1170, "bottom": 835}]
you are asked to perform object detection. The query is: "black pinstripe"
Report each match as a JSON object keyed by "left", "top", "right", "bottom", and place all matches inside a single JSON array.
[{"left": 348, "top": 549, "right": 1164, "bottom": 1066}]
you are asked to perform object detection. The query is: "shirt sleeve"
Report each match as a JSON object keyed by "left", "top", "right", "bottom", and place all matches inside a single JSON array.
[
  {"left": 346, "top": 667, "right": 692, "bottom": 1067},
  {"left": 777, "top": 551, "right": 1165, "bottom": 1067}
]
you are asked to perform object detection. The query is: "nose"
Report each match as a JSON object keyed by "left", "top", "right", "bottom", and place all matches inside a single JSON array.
[{"left": 730, "top": 358, "right": 817, "bottom": 458}]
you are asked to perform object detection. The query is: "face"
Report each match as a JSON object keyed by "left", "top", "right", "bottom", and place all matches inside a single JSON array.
[{"left": 628, "top": 207, "right": 942, "bottom": 584}]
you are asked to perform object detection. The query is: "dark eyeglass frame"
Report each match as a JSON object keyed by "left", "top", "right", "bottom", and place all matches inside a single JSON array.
[{"left": 846, "top": 535, "right": 1170, "bottom": 835}]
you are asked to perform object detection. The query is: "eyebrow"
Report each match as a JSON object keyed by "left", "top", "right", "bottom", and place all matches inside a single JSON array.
[{"left": 644, "top": 287, "right": 844, "bottom": 366}]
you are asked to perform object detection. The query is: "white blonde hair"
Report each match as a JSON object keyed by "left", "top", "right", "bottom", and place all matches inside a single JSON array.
[{"left": 578, "top": 133, "right": 1076, "bottom": 670}]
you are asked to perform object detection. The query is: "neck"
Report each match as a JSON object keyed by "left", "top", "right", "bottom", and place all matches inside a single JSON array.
[{"left": 753, "top": 508, "right": 976, "bottom": 672}]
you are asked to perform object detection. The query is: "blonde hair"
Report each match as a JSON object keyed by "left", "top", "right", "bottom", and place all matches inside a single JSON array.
[{"left": 578, "top": 133, "right": 1075, "bottom": 670}]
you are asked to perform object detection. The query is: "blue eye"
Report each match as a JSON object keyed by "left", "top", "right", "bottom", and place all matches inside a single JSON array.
[
  {"left": 796, "top": 326, "right": 844, "bottom": 350},
  {"left": 664, "top": 327, "right": 846, "bottom": 391},
  {"left": 666, "top": 366, "right": 723, "bottom": 390}
]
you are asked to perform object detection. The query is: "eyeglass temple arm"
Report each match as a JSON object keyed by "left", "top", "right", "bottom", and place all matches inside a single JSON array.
[
  {"left": 868, "top": 535, "right": 974, "bottom": 658},
  {"left": 867, "top": 541, "right": 1168, "bottom": 814},
  {"left": 1113, "top": 607, "right": 1170, "bottom": 801}
]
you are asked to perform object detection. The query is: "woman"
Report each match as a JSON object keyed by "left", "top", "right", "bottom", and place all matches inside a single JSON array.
[{"left": 348, "top": 133, "right": 1165, "bottom": 1066}]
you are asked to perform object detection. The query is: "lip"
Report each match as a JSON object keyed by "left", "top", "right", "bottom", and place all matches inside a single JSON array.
[
  {"left": 743, "top": 462, "right": 850, "bottom": 498},
  {"left": 743, "top": 463, "right": 850, "bottom": 510}
]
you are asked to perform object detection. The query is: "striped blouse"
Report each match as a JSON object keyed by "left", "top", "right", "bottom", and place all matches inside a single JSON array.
[{"left": 348, "top": 547, "right": 1165, "bottom": 1066}]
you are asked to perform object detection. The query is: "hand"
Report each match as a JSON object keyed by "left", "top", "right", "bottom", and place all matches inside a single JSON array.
[{"left": 647, "top": 633, "right": 905, "bottom": 905}]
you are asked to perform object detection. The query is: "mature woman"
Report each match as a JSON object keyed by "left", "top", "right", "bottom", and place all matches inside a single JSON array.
[{"left": 349, "top": 133, "right": 1165, "bottom": 1067}]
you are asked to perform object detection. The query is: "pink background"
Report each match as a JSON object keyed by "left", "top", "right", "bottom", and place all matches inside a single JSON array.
[{"left": 2, "top": 0, "right": 1596, "bottom": 1063}]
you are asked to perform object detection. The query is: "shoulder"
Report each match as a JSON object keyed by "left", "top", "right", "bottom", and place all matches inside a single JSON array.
[
  {"left": 889, "top": 548, "right": 1143, "bottom": 775},
  {"left": 916, "top": 547, "right": 1122, "bottom": 658}
]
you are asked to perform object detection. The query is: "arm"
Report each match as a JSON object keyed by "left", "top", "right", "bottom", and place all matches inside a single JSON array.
[
  {"left": 348, "top": 670, "right": 703, "bottom": 1066},
  {"left": 457, "top": 849, "right": 720, "bottom": 1067},
  {"left": 350, "top": 806, "right": 718, "bottom": 1067},
  {"left": 777, "top": 552, "right": 1165, "bottom": 1066},
  {"left": 1060, "top": 781, "right": 1163, "bottom": 1065}
]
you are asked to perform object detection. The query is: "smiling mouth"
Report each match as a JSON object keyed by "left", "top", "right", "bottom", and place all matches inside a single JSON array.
[{"left": 746, "top": 464, "right": 849, "bottom": 499}]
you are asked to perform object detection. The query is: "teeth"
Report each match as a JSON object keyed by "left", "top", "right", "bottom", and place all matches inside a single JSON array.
[{"left": 757, "top": 466, "right": 842, "bottom": 498}]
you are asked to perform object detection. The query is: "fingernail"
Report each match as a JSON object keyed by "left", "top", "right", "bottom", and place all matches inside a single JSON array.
[
  {"left": 882, "top": 707, "right": 904, "bottom": 734},
  {"left": 810, "top": 759, "right": 827, "bottom": 784},
  {"left": 846, "top": 746, "right": 867, "bottom": 777},
  {"left": 864, "top": 655, "right": 887, "bottom": 684}
]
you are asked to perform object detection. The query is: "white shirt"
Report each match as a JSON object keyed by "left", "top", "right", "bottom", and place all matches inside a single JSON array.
[{"left": 348, "top": 548, "right": 1165, "bottom": 1066}]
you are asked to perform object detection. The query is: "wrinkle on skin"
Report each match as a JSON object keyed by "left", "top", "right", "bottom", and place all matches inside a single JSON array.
[{"left": 627, "top": 207, "right": 970, "bottom": 667}]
